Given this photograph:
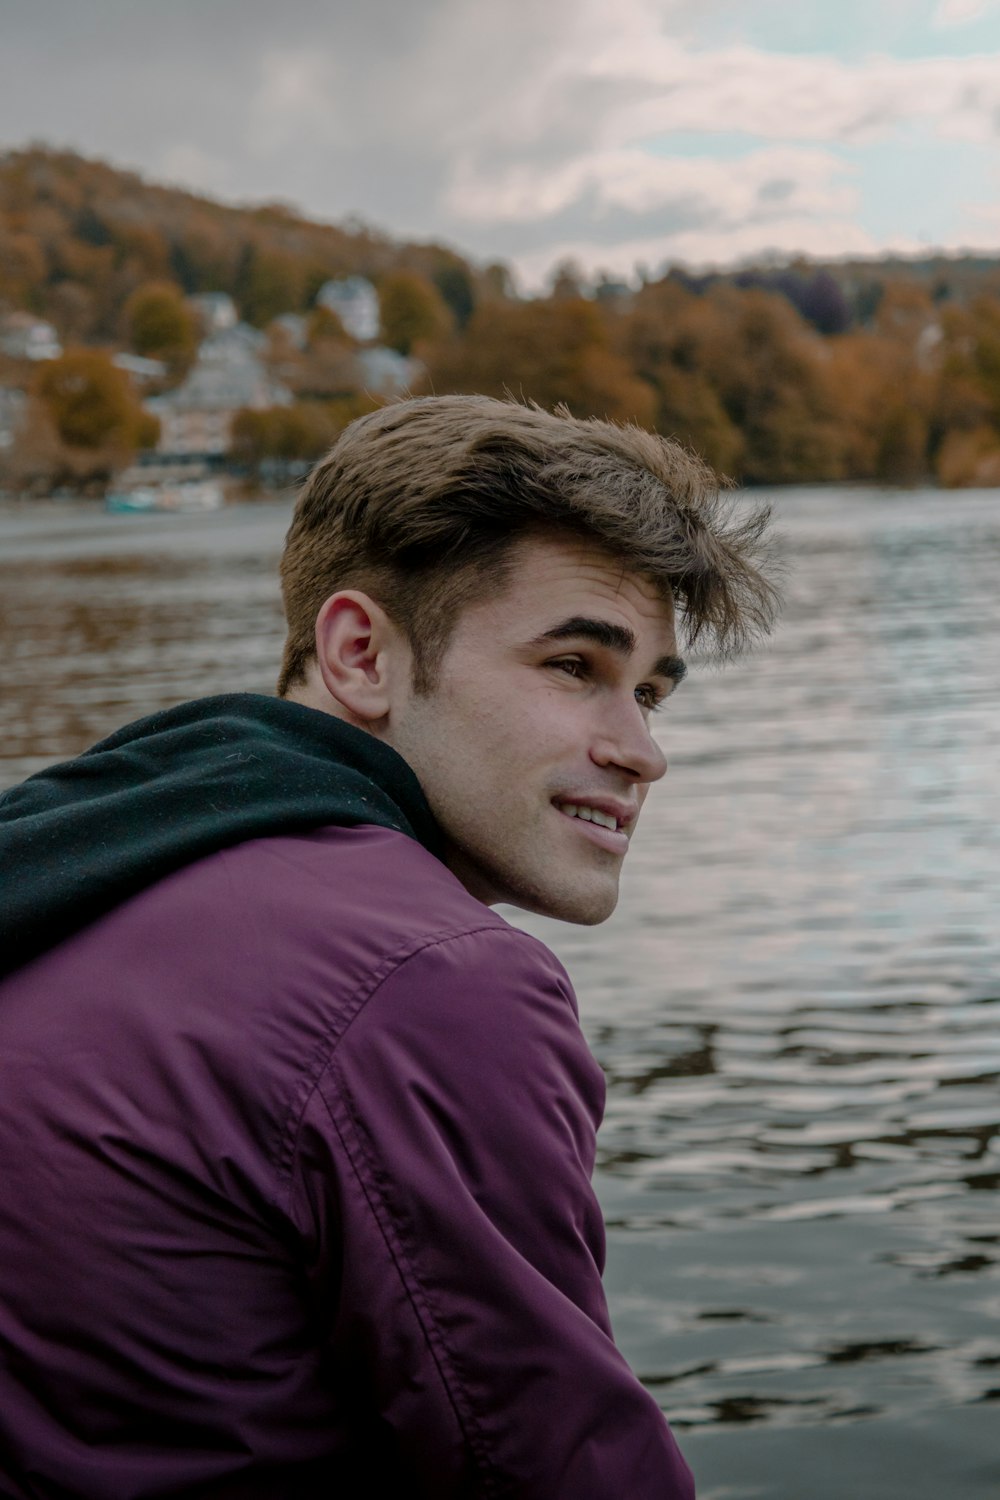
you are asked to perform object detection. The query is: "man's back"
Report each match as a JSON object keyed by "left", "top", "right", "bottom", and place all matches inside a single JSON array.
[{"left": 0, "top": 822, "right": 691, "bottom": 1498}]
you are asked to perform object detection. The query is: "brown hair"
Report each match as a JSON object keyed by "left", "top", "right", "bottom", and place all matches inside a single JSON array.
[{"left": 277, "top": 395, "right": 778, "bottom": 695}]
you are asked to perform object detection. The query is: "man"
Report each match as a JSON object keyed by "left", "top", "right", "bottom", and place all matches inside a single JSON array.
[{"left": 0, "top": 397, "right": 776, "bottom": 1497}]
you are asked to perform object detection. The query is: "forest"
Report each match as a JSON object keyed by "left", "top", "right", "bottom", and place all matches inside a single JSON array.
[{"left": 4, "top": 146, "right": 1000, "bottom": 490}]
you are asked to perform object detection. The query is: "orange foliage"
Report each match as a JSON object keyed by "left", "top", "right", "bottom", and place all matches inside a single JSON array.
[
  {"left": 423, "top": 296, "right": 656, "bottom": 428},
  {"left": 35, "top": 348, "right": 155, "bottom": 452}
]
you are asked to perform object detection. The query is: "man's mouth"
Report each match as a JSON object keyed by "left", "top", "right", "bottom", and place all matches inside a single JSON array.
[
  {"left": 557, "top": 803, "right": 622, "bottom": 831},
  {"left": 554, "top": 800, "right": 632, "bottom": 852}
]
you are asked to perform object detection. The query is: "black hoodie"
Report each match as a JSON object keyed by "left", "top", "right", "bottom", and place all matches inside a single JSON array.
[{"left": 0, "top": 693, "right": 442, "bottom": 981}]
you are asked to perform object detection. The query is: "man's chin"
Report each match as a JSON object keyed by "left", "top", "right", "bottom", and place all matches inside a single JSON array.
[
  {"left": 445, "top": 843, "right": 621, "bottom": 924},
  {"left": 511, "top": 877, "right": 620, "bottom": 926}
]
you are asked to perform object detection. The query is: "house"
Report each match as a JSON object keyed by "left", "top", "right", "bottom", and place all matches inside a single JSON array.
[
  {"left": 188, "top": 292, "right": 238, "bottom": 335},
  {"left": 315, "top": 277, "right": 380, "bottom": 343},
  {"left": 112, "top": 352, "right": 167, "bottom": 384},
  {"left": 0, "top": 313, "right": 61, "bottom": 362},
  {"left": 0, "top": 387, "right": 27, "bottom": 450},
  {"left": 356, "top": 346, "right": 423, "bottom": 396},
  {"left": 145, "top": 323, "right": 291, "bottom": 460},
  {"left": 271, "top": 313, "right": 309, "bottom": 351}
]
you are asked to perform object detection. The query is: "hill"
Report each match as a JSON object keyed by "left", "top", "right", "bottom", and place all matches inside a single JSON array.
[
  {"left": 3, "top": 146, "right": 1000, "bottom": 490},
  {"left": 0, "top": 146, "right": 486, "bottom": 341}
]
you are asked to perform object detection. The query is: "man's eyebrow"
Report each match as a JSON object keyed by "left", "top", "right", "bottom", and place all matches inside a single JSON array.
[{"left": 530, "top": 616, "right": 688, "bottom": 685}]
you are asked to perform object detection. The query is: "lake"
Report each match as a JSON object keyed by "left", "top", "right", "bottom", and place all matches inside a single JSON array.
[{"left": 1, "top": 487, "right": 998, "bottom": 1498}]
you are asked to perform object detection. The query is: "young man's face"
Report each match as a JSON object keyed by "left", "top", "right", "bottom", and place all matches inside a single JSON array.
[{"left": 385, "top": 533, "right": 684, "bottom": 924}]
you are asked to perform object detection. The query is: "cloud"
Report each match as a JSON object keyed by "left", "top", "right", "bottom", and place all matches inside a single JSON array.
[
  {"left": 932, "top": 0, "right": 1000, "bottom": 25},
  {"left": 587, "top": 36, "right": 1000, "bottom": 145},
  {"left": 248, "top": 51, "right": 343, "bottom": 156},
  {"left": 156, "top": 144, "right": 233, "bottom": 199},
  {"left": 424, "top": 2, "right": 1000, "bottom": 279},
  {"left": 448, "top": 144, "right": 857, "bottom": 229},
  {"left": 1, "top": 0, "right": 999, "bottom": 285}
]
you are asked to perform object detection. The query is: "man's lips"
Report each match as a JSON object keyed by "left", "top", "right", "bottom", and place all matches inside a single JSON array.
[{"left": 553, "top": 797, "right": 635, "bottom": 853}]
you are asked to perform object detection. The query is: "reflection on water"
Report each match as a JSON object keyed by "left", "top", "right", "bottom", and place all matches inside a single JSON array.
[
  {"left": 0, "top": 501, "right": 287, "bottom": 780},
  {"left": 1, "top": 488, "right": 999, "bottom": 1499}
]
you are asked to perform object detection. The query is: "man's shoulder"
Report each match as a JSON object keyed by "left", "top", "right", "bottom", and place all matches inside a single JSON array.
[
  {"left": 161, "top": 822, "right": 553, "bottom": 983},
  {"left": 219, "top": 821, "right": 495, "bottom": 930}
]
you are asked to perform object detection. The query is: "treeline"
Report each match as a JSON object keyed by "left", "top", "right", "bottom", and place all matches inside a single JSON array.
[
  {"left": 421, "top": 276, "right": 1000, "bottom": 486},
  {"left": 0, "top": 147, "right": 491, "bottom": 339},
  {"left": 4, "top": 147, "right": 1000, "bottom": 487}
]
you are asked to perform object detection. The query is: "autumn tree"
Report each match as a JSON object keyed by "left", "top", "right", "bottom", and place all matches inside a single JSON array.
[
  {"left": 619, "top": 280, "right": 743, "bottom": 473},
  {"left": 930, "top": 296, "right": 1000, "bottom": 484},
  {"left": 378, "top": 271, "right": 452, "bottom": 356},
  {"left": 821, "top": 327, "right": 934, "bottom": 483},
  {"left": 845, "top": 280, "right": 938, "bottom": 481},
  {"left": 549, "top": 260, "right": 587, "bottom": 301},
  {"left": 423, "top": 295, "right": 656, "bottom": 427},
  {"left": 618, "top": 278, "right": 848, "bottom": 479},
  {"left": 0, "top": 229, "right": 47, "bottom": 306},
  {"left": 35, "top": 349, "right": 157, "bottom": 452},
  {"left": 432, "top": 263, "right": 475, "bottom": 328},
  {"left": 686, "top": 287, "right": 847, "bottom": 482},
  {"left": 231, "top": 395, "right": 379, "bottom": 474},
  {"left": 235, "top": 245, "right": 306, "bottom": 327},
  {"left": 123, "top": 281, "right": 198, "bottom": 366}
]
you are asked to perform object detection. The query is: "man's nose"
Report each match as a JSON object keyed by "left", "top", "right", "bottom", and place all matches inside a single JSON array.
[{"left": 591, "top": 703, "right": 667, "bottom": 784}]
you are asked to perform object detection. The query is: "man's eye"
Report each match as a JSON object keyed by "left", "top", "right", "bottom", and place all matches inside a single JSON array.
[
  {"left": 549, "top": 657, "right": 586, "bottom": 678},
  {"left": 635, "top": 685, "right": 663, "bottom": 711}
]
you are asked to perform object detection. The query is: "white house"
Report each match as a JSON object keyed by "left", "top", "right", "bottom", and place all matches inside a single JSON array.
[
  {"left": 112, "top": 352, "right": 167, "bottom": 384},
  {"left": 0, "top": 313, "right": 61, "bottom": 362},
  {"left": 0, "top": 387, "right": 27, "bottom": 451},
  {"left": 316, "top": 277, "right": 380, "bottom": 343},
  {"left": 187, "top": 292, "right": 238, "bottom": 335},
  {"left": 356, "top": 346, "right": 423, "bottom": 396},
  {"left": 146, "top": 323, "right": 291, "bottom": 459},
  {"left": 271, "top": 313, "right": 309, "bottom": 351}
]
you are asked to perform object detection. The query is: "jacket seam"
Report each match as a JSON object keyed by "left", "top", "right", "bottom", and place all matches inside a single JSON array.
[
  {"left": 285, "top": 925, "right": 564, "bottom": 1493},
  {"left": 319, "top": 1085, "right": 503, "bottom": 1494},
  {"left": 271, "top": 922, "right": 532, "bottom": 1200},
  {"left": 317, "top": 1054, "right": 505, "bottom": 1495}
]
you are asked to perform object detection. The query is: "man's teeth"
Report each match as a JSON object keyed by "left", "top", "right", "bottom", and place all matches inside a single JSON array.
[{"left": 560, "top": 805, "right": 619, "bottom": 831}]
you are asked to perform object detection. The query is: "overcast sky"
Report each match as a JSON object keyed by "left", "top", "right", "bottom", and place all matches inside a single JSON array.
[{"left": 3, "top": 0, "right": 1000, "bottom": 288}]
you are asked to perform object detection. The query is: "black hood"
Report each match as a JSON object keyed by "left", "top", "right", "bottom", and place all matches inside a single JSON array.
[{"left": 0, "top": 693, "right": 443, "bottom": 981}]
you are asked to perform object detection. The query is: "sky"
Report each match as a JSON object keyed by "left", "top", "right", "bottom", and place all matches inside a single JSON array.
[{"left": 2, "top": 0, "right": 1000, "bottom": 290}]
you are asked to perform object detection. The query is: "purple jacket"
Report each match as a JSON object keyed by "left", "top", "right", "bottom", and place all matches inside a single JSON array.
[{"left": 0, "top": 823, "right": 694, "bottom": 1498}]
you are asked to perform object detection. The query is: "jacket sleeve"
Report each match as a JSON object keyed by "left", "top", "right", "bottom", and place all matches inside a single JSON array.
[{"left": 290, "top": 924, "right": 695, "bottom": 1499}]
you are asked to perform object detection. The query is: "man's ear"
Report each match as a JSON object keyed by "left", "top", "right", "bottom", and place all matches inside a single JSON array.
[{"left": 313, "top": 591, "right": 403, "bottom": 726}]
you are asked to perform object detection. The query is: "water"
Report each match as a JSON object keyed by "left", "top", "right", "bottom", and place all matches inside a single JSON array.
[{"left": 1, "top": 488, "right": 998, "bottom": 1498}]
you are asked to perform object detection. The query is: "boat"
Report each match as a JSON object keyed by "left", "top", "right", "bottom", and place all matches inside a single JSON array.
[{"left": 105, "top": 480, "right": 224, "bottom": 514}]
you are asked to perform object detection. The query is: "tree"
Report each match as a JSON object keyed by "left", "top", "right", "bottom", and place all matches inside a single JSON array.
[
  {"left": 935, "top": 424, "right": 1000, "bottom": 486},
  {"left": 824, "top": 330, "right": 935, "bottom": 482},
  {"left": 235, "top": 245, "right": 305, "bottom": 327},
  {"left": 230, "top": 396, "right": 379, "bottom": 474},
  {"left": 123, "top": 281, "right": 198, "bottom": 365},
  {"left": 652, "top": 366, "right": 744, "bottom": 475},
  {"left": 378, "top": 271, "right": 452, "bottom": 356},
  {"left": 549, "top": 260, "right": 587, "bottom": 301},
  {"left": 423, "top": 295, "right": 656, "bottom": 428},
  {"left": 690, "top": 287, "right": 846, "bottom": 482},
  {"left": 35, "top": 348, "right": 156, "bottom": 451},
  {"left": 620, "top": 280, "right": 743, "bottom": 471},
  {"left": 0, "top": 229, "right": 47, "bottom": 305},
  {"left": 432, "top": 264, "right": 475, "bottom": 328},
  {"left": 797, "top": 270, "right": 852, "bottom": 336}
]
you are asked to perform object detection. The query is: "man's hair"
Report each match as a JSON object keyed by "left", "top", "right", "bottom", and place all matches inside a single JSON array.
[{"left": 277, "top": 394, "right": 778, "bottom": 695}]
